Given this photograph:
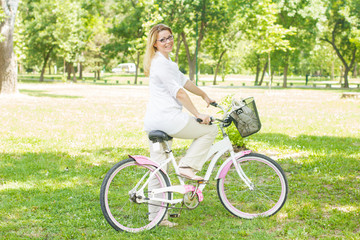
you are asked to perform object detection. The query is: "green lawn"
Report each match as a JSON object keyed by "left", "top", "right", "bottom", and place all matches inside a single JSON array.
[{"left": 0, "top": 84, "right": 359, "bottom": 239}]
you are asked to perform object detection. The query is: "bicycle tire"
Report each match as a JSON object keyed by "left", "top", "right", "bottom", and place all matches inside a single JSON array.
[
  {"left": 217, "top": 152, "right": 288, "bottom": 219},
  {"left": 100, "top": 158, "right": 171, "bottom": 232}
]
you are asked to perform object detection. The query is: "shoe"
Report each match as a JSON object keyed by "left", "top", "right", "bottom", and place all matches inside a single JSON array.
[
  {"left": 159, "top": 220, "right": 178, "bottom": 227},
  {"left": 178, "top": 167, "right": 204, "bottom": 181}
]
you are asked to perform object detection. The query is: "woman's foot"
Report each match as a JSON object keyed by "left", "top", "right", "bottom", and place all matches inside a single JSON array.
[
  {"left": 178, "top": 166, "right": 204, "bottom": 181},
  {"left": 159, "top": 220, "right": 178, "bottom": 227}
]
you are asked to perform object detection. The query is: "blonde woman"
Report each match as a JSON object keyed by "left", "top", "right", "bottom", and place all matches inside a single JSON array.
[{"left": 144, "top": 24, "right": 218, "bottom": 227}]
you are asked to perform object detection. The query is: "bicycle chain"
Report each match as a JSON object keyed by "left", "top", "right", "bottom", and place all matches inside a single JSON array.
[{"left": 146, "top": 202, "right": 190, "bottom": 211}]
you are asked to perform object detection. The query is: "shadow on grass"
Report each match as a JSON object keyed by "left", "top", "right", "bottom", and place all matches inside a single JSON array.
[
  {"left": 1, "top": 134, "right": 359, "bottom": 238},
  {"left": 20, "top": 89, "right": 82, "bottom": 99}
]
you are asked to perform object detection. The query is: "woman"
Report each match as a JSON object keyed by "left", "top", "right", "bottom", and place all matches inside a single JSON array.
[{"left": 143, "top": 24, "right": 218, "bottom": 227}]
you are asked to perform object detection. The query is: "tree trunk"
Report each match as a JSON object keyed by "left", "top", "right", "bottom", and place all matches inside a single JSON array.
[
  {"left": 134, "top": 51, "right": 140, "bottom": 84},
  {"left": 353, "top": 61, "right": 357, "bottom": 78},
  {"left": 188, "top": 59, "right": 196, "bottom": 82},
  {"left": 72, "top": 63, "right": 76, "bottom": 82},
  {"left": 339, "top": 66, "right": 343, "bottom": 84},
  {"left": 97, "top": 62, "right": 100, "bottom": 80},
  {"left": 175, "top": 33, "right": 182, "bottom": 64},
  {"left": 182, "top": 32, "right": 196, "bottom": 81},
  {"left": 40, "top": 65, "right": 46, "bottom": 82},
  {"left": 259, "top": 60, "right": 268, "bottom": 86},
  {"left": 181, "top": 3, "right": 206, "bottom": 83},
  {"left": 40, "top": 48, "right": 53, "bottom": 82},
  {"left": 67, "top": 62, "right": 71, "bottom": 80},
  {"left": 321, "top": 23, "right": 357, "bottom": 88},
  {"left": 18, "top": 62, "right": 22, "bottom": 74},
  {"left": 79, "top": 62, "right": 83, "bottom": 79},
  {"left": 331, "top": 59, "right": 335, "bottom": 81},
  {"left": 221, "top": 61, "right": 226, "bottom": 81},
  {"left": 343, "top": 68, "right": 350, "bottom": 88},
  {"left": 254, "top": 56, "right": 261, "bottom": 86},
  {"left": 283, "top": 52, "right": 289, "bottom": 88},
  {"left": 213, "top": 50, "right": 226, "bottom": 85},
  {"left": 0, "top": 0, "right": 19, "bottom": 94}
]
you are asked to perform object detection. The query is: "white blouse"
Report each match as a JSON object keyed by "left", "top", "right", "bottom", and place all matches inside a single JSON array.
[{"left": 144, "top": 52, "right": 189, "bottom": 135}]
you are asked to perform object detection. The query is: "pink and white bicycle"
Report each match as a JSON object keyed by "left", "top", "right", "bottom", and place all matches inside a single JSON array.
[{"left": 100, "top": 99, "right": 288, "bottom": 233}]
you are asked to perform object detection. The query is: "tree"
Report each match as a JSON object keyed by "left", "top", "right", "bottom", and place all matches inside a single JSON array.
[
  {"left": 106, "top": 0, "right": 148, "bottom": 84},
  {"left": 319, "top": 0, "right": 360, "bottom": 88},
  {"left": 83, "top": 16, "right": 109, "bottom": 80},
  {"left": 306, "top": 43, "right": 341, "bottom": 79},
  {"left": 58, "top": 1, "right": 88, "bottom": 82},
  {"left": 0, "top": 0, "right": 19, "bottom": 94},
  {"left": 80, "top": 0, "right": 107, "bottom": 80},
  {"left": 275, "top": 0, "right": 321, "bottom": 87},
  {"left": 155, "top": 0, "right": 235, "bottom": 82},
  {"left": 245, "top": 0, "right": 295, "bottom": 87},
  {"left": 18, "top": 0, "right": 87, "bottom": 82},
  {"left": 204, "top": 0, "right": 243, "bottom": 85}
]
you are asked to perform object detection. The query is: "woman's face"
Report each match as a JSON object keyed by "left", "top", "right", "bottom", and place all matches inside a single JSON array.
[{"left": 154, "top": 30, "right": 174, "bottom": 57}]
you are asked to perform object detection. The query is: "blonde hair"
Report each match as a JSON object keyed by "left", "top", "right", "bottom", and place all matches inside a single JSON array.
[{"left": 143, "top": 24, "right": 173, "bottom": 77}]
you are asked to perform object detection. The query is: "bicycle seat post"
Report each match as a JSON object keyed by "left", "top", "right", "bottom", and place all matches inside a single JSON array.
[{"left": 163, "top": 140, "right": 172, "bottom": 154}]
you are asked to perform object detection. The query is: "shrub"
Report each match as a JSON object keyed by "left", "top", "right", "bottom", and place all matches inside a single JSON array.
[{"left": 219, "top": 94, "right": 246, "bottom": 148}]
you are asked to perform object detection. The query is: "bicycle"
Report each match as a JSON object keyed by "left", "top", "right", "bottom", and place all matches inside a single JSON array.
[{"left": 100, "top": 98, "right": 288, "bottom": 233}]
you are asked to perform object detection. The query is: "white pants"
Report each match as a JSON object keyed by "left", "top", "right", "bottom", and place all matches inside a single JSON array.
[
  {"left": 171, "top": 117, "right": 218, "bottom": 171},
  {"left": 148, "top": 118, "right": 218, "bottom": 220},
  {"left": 148, "top": 141, "right": 171, "bottom": 221}
]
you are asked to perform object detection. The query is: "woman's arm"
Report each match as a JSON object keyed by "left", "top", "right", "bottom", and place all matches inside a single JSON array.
[
  {"left": 183, "top": 80, "right": 215, "bottom": 107},
  {"left": 176, "top": 88, "right": 211, "bottom": 124}
]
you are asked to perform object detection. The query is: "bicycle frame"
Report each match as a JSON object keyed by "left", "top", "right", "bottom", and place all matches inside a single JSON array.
[{"left": 130, "top": 126, "right": 253, "bottom": 206}]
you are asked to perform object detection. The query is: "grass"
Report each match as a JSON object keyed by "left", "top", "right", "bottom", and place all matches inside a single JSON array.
[{"left": 0, "top": 83, "right": 359, "bottom": 239}]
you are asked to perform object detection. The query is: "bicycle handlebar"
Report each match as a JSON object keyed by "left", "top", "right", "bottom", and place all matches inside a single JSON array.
[
  {"left": 196, "top": 117, "right": 214, "bottom": 125},
  {"left": 196, "top": 101, "right": 229, "bottom": 125},
  {"left": 210, "top": 102, "right": 218, "bottom": 107}
]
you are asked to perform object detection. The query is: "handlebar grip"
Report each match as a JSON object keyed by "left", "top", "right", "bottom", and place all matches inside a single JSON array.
[
  {"left": 210, "top": 102, "right": 218, "bottom": 107},
  {"left": 196, "top": 117, "right": 214, "bottom": 125}
]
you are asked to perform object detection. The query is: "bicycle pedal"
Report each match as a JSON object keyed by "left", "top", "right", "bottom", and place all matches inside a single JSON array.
[{"left": 169, "top": 213, "right": 180, "bottom": 218}]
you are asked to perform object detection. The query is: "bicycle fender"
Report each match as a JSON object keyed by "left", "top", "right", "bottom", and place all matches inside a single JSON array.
[
  {"left": 129, "top": 155, "right": 169, "bottom": 177},
  {"left": 215, "top": 150, "right": 252, "bottom": 179}
]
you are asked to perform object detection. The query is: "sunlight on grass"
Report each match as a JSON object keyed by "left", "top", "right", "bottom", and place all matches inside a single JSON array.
[
  {"left": 327, "top": 205, "right": 359, "bottom": 213},
  {"left": 1, "top": 178, "right": 85, "bottom": 191}
]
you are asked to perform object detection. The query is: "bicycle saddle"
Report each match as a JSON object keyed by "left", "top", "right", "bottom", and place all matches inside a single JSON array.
[{"left": 148, "top": 130, "right": 173, "bottom": 143}]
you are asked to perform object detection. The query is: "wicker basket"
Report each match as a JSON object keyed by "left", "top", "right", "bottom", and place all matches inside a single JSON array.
[{"left": 229, "top": 97, "right": 261, "bottom": 138}]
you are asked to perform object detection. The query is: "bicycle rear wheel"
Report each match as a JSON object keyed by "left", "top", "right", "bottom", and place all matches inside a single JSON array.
[
  {"left": 217, "top": 152, "right": 288, "bottom": 219},
  {"left": 100, "top": 158, "right": 171, "bottom": 232}
]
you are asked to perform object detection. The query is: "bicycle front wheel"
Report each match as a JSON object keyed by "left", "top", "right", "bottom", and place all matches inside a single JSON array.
[
  {"left": 217, "top": 152, "right": 288, "bottom": 219},
  {"left": 100, "top": 158, "right": 171, "bottom": 232}
]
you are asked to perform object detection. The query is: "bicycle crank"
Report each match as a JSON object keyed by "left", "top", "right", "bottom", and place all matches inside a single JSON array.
[{"left": 183, "top": 192, "right": 200, "bottom": 209}]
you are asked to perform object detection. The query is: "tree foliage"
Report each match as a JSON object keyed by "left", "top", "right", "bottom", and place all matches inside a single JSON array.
[
  {"left": 319, "top": 0, "right": 360, "bottom": 87},
  {"left": 6, "top": 0, "right": 360, "bottom": 88},
  {"left": 18, "top": 0, "right": 88, "bottom": 82},
  {"left": 104, "top": 0, "right": 149, "bottom": 84}
]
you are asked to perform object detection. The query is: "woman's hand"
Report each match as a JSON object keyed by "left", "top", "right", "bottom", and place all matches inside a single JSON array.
[
  {"left": 203, "top": 95, "right": 216, "bottom": 107},
  {"left": 196, "top": 113, "right": 212, "bottom": 125}
]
